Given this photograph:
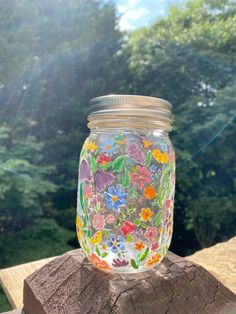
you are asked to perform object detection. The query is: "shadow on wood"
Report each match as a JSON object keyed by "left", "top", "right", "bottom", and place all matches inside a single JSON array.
[{"left": 23, "top": 249, "right": 236, "bottom": 314}]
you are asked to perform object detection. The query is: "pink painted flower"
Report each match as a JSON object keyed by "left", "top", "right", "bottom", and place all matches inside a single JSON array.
[
  {"left": 106, "top": 214, "right": 116, "bottom": 224},
  {"left": 166, "top": 199, "right": 171, "bottom": 208},
  {"left": 130, "top": 165, "right": 152, "bottom": 190},
  {"left": 144, "top": 226, "right": 158, "bottom": 242},
  {"left": 151, "top": 243, "right": 159, "bottom": 251},
  {"left": 84, "top": 185, "right": 93, "bottom": 198},
  {"left": 92, "top": 213, "right": 105, "bottom": 230},
  {"left": 121, "top": 221, "right": 135, "bottom": 236}
]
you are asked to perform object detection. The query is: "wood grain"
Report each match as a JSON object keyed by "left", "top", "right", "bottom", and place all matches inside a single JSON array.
[
  {"left": 23, "top": 249, "right": 236, "bottom": 314},
  {"left": 0, "top": 257, "right": 54, "bottom": 309}
]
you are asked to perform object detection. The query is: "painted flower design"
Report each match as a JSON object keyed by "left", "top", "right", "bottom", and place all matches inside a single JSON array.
[
  {"left": 112, "top": 258, "right": 129, "bottom": 267},
  {"left": 107, "top": 234, "right": 125, "bottom": 253},
  {"left": 90, "top": 253, "right": 111, "bottom": 271},
  {"left": 140, "top": 208, "right": 154, "bottom": 222},
  {"left": 85, "top": 141, "right": 98, "bottom": 151},
  {"left": 147, "top": 252, "right": 161, "bottom": 267},
  {"left": 130, "top": 165, "right": 152, "bottom": 190},
  {"left": 106, "top": 214, "right": 116, "bottom": 224},
  {"left": 92, "top": 213, "right": 105, "bottom": 230},
  {"left": 152, "top": 149, "right": 168, "bottom": 164},
  {"left": 94, "top": 169, "right": 115, "bottom": 192},
  {"left": 97, "top": 154, "right": 112, "bottom": 165},
  {"left": 126, "top": 142, "right": 146, "bottom": 165},
  {"left": 100, "top": 139, "right": 115, "bottom": 155},
  {"left": 84, "top": 185, "right": 93, "bottom": 198},
  {"left": 144, "top": 186, "right": 156, "bottom": 200},
  {"left": 134, "top": 241, "right": 145, "bottom": 251},
  {"left": 104, "top": 184, "right": 127, "bottom": 211},
  {"left": 80, "top": 159, "right": 92, "bottom": 181},
  {"left": 144, "top": 226, "right": 158, "bottom": 242},
  {"left": 121, "top": 221, "right": 135, "bottom": 236}
]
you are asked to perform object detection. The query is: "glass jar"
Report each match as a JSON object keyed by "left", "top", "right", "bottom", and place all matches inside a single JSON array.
[{"left": 77, "top": 95, "right": 175, "bottom": 273}]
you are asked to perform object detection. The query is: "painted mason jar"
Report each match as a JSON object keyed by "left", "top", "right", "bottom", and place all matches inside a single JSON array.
[{"left": 77, "top": 95, "right": 175, "bottom": 273}]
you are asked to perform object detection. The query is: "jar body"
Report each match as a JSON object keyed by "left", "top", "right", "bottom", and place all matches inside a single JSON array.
[{"left": 77, "top": 128, "right": 175, "bottom": 273}]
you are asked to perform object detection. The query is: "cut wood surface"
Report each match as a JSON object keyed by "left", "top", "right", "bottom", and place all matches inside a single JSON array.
[
  {"left": 0, "top": 257, "right": 54, "bottom": 309},
  {"left": 23, "top": 249, "right": 236, "bottom": 314},
  {"left": 187, "top": 236, "right": 236, "bottom": 294}
]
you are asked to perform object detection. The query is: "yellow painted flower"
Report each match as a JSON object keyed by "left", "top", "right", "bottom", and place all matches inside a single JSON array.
[
  {"left": 152, "top": 149, "right": 168, "bottom": 164},
  {"left": 85, "top": 141, "right": 98, "bottom": 151},
  {"left": 118, "top": 137, "right": 126, "bottom": 145},
  {"left": 90, "top": 230, "right": 103, "bottom": 245},
  {"left": 140, "top": 207, "right": 154, "bottom": 222},
  {"left": 159, "top": 226, "right": 164, "bottom": 235},
  {"left": 142, "top": 139, "right": 153, "bottom": 148},
  {"left": 76, "top": 216, "right": 83, "bottom": 228}
]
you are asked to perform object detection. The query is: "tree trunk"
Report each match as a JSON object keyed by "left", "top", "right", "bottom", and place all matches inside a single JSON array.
[{"left": 23, "top": 249, "right": 236, "bottom": 314}]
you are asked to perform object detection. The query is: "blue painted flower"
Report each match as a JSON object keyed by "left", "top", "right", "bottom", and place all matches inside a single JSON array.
[
  {"left": 107, "top": 234, "right": 125, "bottom": 253},
  {"left": 157, "top": 168, "right": 162, "bottom": 177},
  {"left": 151, "top": 173, "right": 156, "bottom": 181},
  {"left": 150, "top": 164, "right": 157, "bottom": 173},
  {"left": 100, "top": 139, "right": 115, "bottom": 155},
  {"left": 104, "top": 184, "right": 127, "bottom": 211},
  {"left": 161, "top": 143, "right": 168, "bottom": 152}
]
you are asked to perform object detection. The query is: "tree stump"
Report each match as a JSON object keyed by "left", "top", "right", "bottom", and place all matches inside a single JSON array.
[{"left": 23, "top": 249, "right": 236, "bottom": 314}]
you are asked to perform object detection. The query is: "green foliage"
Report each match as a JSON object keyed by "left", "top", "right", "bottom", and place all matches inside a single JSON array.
[{"left": 0, "top": 219, "right": 75, "bottom": 268}]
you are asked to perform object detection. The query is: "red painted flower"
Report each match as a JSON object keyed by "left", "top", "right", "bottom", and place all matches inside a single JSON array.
[
  {"left": 121, "top": 221, "right": 135, "bottom": 236},
  {"left": 97, "top": 154, "right": 112, "bottom": 165}
]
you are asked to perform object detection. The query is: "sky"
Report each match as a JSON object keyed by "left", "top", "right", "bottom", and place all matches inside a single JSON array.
[{"left": 115, "top": 0, "right": 185, "bottom": 31}]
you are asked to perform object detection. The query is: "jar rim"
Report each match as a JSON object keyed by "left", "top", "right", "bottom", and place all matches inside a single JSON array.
[{"left": 88, "top": 94, "right": 173, "bottom": 132}]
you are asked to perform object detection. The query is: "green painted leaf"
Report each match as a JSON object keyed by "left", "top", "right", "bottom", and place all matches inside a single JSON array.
[
  {"left": 95, "top": 245, "right": 101, "bottom": 256},
  {"left": 138, "top": 247, "right": 149, "bottom": 262},
  {"left": 81, "top": 240, "right": 90, "bottom": 254},
  {"left": 131, "top": 259, "right": 139, "bottom": 269},
  {"left": 127, "top": 206, "right": 136, "bottom": 215},
  {"left": 112, "top": 155, "right": 127, "bottom": 172},
  {"left": 124, "top": 168, "right": 130, "bottom": 187},
  {"left": 80, "top": 148, "right": 86, "bottom": 158},
  {"left": 141, "top": 222, "right": 146, "bottom": 228},
  {"left": 131, "top": 165, "right": 138, "bottom": 173},
  {"left": 115, "top": 218, "right": 122, "bottom": 227},
  {"left": 79, "top": 184, "right": 85, "bottom": 212},
  {"left": 153, "top": 212, "right": 162, "bottom": 227},
  {"left": 146, "top": 150, "right": 152, "bottom": 167},
  {"left": 88, "top": 155, "right": 97, "bottom": 173},
  {"left": 126, "top": 234, "right": 133, "bottom": 242},
  {"left": 129, "top": 188, "right": 138, "bottom": 199},
  {"left": 134, "top": 218, "right": 140, "bottom": 226},
  {"left": 102, "top": 252, "right": 109, "bottom": 258}
]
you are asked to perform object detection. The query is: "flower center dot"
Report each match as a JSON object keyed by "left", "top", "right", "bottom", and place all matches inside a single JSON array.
[{"left": 112, "top": 195, "right": 118, "bottom": 202}]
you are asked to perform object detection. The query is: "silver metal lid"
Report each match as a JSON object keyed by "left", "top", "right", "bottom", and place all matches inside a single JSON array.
[{"left": 88, "top": 94, "right": 173, "bottom": 131}]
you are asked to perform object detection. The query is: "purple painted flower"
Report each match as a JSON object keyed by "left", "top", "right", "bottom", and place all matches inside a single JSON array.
[
  {"left": 126, "top": 142, "right": 145, "bottom": 165},
  {"left": 94, "top": 169, "right": 115, "bottom": 192},
  {"left": 80, "top": 159, "right": 91, "bottom": 181},
  {"left": 112, "top": 258, "right": 129, "bottom": 267}
]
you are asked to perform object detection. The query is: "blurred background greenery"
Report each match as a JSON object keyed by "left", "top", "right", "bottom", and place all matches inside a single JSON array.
[{"left": 0, "top": 0, "right": 235, "bottom": 310}]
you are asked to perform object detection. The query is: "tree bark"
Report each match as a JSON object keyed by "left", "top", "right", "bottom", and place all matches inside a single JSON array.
[{"left": 23, "top": 249, "right": 236, "bottom": 314}]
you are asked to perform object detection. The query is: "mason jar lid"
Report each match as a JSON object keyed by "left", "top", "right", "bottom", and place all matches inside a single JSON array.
[{"left": 88, "top": 94, "right": 173, "bottom": 131}]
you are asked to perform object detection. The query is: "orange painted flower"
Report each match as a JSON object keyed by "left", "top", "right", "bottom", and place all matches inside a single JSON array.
[
  {"left": 85, "top": 141, "right": 98, "bottom": 151},
  {"left": 97, "top": 154, "right": 112, "bottom": 165},
  {"left": 144, "top": 186, "right": 156, "bottom": 200},
  {"left": 152, "top": 149, "right": 169, "bottom": 164},
  {"left": 140, "top": 207, "right": 154, "bottom": 222},
  {"left": 90, "top": 253, "right": 112, "bottom": 271},
  {"left": 118, "top": 138, "right": 126, "bottom": 145},
  {"left": 142, "top": 139, "right": 153, "bottom": 148},
  {"left": 147, "top": 253, "right": 161, "bottom": 267},
  {"left": 134, "top": 241, "right": 145, "bottom": 251}
]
